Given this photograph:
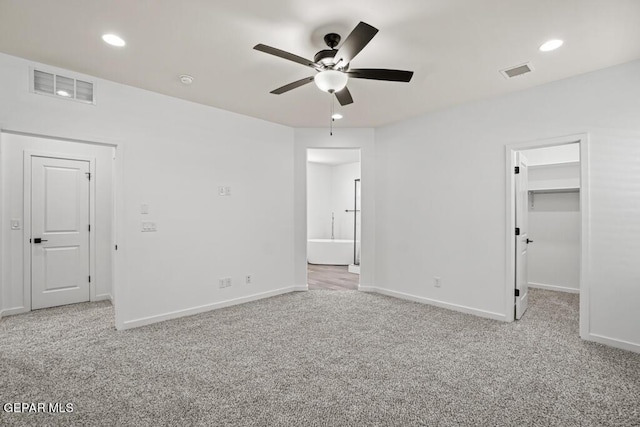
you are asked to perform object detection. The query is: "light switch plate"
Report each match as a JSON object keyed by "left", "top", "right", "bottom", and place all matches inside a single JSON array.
[
  {"left": 218, "top": 186, "right": 226, "bottom": 196},
  {"left": 141, "top": 204, "right": 149, "bottom": 214},
  {"left": 141, "top": 221, "right": 157, "bottom": 232}
]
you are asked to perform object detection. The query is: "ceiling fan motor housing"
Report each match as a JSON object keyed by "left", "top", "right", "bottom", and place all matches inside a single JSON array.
[{"left": 314, "top": 49, "right": 338, "bottom": 67}]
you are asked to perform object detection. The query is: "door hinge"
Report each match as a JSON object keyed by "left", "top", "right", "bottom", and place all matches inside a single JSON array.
[
  {"left": 115, "top": 244, "right": 118, "bottom": 251},
  {"left": 88, "top": 224, "right": 91, "bottom": 232},
  {"left": 515, "top": 227, "right": 520, "bottom": 235},
  {"left": 515, "top": 289, "right": 520, "bottom": 297},
  {"left": 85, "top": 172, "right": 91, "bottom": 180},
  {"left": 514, "top": 166, "right": 520, "bottom": 174},
  {"left": 88, "top": 275, "right": 91, "bottom": 283}
]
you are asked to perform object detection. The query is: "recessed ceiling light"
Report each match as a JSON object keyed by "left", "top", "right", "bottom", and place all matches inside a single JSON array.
[
  {"left": 102, "top": 34, "right": 126, "bottom": 47},
  {"left": 179, "top": 75, "right": 194, "bottom": 85},
  {"left": 539, "top": 39, "right": 563, "bottom": 52},
  {"left": 56, "top": 90, "right": 71, "bottom": 97},
  {"left": 331, "top": 113, "right": 343, "bottom": 120}
]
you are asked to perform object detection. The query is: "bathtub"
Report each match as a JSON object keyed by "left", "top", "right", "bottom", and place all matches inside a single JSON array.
[{"left": 307, "top": 239, "right": 358, "bottom": 265}]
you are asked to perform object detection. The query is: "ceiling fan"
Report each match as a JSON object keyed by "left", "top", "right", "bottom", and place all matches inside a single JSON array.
[{"left": 254, "top": 21, "right": 414, "bottom": 106}]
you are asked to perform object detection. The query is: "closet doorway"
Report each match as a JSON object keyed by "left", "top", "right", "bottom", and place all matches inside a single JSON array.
[{"left": 506, "top": 134, "right": 590, "bottom": 338}]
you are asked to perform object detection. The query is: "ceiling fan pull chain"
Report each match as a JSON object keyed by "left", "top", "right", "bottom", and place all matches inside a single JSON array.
[{"left": 330, "top": 94, "right": 334, "bottom": 136}]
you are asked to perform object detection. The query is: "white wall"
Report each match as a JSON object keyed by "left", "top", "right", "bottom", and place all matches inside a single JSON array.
[
  {"left": 527, "top": 162, "right": 581, "bottom": 292},
  {"left": 306, "top": 162, "right": 333, "bottom": 239},
  {"left": 294, "top": 129, "right": 374, "bottom": 288},
  {"left": 331, "top": 162, "right": 360, "bottom": 242},
  {"left": 0, "top": 133, "right": 114, "bottom": 315},
  {"left": 306, "top": 160, "right": 361, "bottom": 262},
  {"left": 375, "top": 59, "right": 640, "bottom": 351},
  {"left": 0, "top": 52, "right": 295, "bottom": 329}
]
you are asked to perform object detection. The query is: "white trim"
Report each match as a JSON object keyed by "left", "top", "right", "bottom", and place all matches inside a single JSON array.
[
  {"left": 0, "top": 129, "right": 5, "bottom": 320},
  {"left": 22, "top": 152, "right": 32, "bottom": 311},
  {"left": 360, "top": 286, "right": 507, "bottom": 322},
  {"left": 118, "top": 287, "right": 297, "bottom": 330},
  {"left": 528, "top": 282, "right": 580, "bottom": 294},
  {"left": 578, "top": 139, "right": 591, "bottom": 340},
  {"left": 587, "top": 333, "right": 640, "bottom": 354},
  {"left": 0, "top": 306, "right": 29, "bottom": 317},
  {"left": 94, "top": 294, "right": 113, "bottom": 302},
  {"left": 505, "top": 133, "right": 590, "bottom": 334},
  {"left": 293, "top": 285, "right": 308, "bottom": 291}
]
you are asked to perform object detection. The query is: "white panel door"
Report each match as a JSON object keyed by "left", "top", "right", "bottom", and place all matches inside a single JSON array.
[
  {"left": 31, "top": 156, "right": 90, "bottom": 309},
  {"left": 515, "top": 152, "right": 530, "bottom": 319}
]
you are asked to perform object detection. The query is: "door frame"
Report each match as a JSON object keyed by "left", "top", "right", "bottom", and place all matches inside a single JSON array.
[
  {"left": 304, "top": 147, "right": 362, "bottom": 288},
  {"left": 504, "top": 133, "right": 590, "bottom": 338},
  {"left": 23, "top": 151, "right": 96, "bottom": 309}
]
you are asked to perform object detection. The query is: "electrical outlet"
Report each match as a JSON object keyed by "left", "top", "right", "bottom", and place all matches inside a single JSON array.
[
  {"left": 225, "top": 277, "right": 232, "bottom": 288},
  {"left": 245, "top": 275, "right": 252, "bottom": 284},
  {"left": 434, "top": 276, "right": 441, "bottom": 288},
  {"left": 218, "top": 186, "right": 226, "bottom": 196},
  {"left": 219, "top": 278, "right": 225, "bottom": 289}
]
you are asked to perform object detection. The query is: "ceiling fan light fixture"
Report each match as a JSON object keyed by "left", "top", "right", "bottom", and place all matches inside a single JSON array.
[{"left": 314, "top": 70, "right": 348, "bottom": 93}]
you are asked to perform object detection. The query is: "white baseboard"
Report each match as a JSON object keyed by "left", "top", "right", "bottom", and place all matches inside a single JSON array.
[
  {"left": 119, "top": 286, "right": 296, "bottom": 330},
  {"left": 529, "top": 282, "right": 579, "bottom": 294},
  {"left": 360, "top": 286, "right": 507, "bottom": 322},
  {"left": 94, "top": 293, "right": 113, "bottom": 303},
  {"left": 586, "top": 333, "right": 640, "bottom": 354},
  {"left": 0, "top": 306, "right": 29, "bottom": 317},
  {"left": 293, "top": 285, "right": 308, "bottom": 291}
]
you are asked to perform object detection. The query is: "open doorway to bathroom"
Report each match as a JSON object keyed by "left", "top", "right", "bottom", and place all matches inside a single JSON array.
[{"left": 307, "top": 148, "right": 361, "bottom": 290}]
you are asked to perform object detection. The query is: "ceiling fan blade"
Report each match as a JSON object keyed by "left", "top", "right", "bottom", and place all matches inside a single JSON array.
[
  {"left": 334, "top": 22, "right": 379, "bottom": 66},
  {"left": 254, "top": 44, "right": 319, "bottom": 69},
  {"left": 335, "top": 87, "right": 354, "bottom": 106},
  {"left": 270, "top": 76, "right": 315, "bottom": 94},
  {"left": 348, "top": 68, "right": 414, "bottom": 82}
]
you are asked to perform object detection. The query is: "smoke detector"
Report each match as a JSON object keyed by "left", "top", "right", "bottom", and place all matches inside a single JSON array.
[{"left": 179, "top": 75, "right": 194, "bottom": 85}]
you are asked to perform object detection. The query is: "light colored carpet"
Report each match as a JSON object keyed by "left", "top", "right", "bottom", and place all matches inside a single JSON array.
[{"left": 1, "top": 289, "right": 639, "bottom": 426}]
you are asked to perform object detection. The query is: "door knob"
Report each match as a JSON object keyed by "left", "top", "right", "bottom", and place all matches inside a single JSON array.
[
  {"left": 526, "top": 238, "right": 534, "bottom": 244},
  {"left": 33, "top": 238, "right": 48, "bottom": 244}
]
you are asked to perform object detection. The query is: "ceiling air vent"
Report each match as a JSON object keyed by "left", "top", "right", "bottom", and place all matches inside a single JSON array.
[
  {"left": 500, "top": 62, "right": 534, "bottom": 79},
  {"left": 31, "top": 69, "right": 95, "bottom": 104}
]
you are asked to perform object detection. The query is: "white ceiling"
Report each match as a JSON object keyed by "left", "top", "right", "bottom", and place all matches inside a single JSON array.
[
  {"left": 1, "top": 0, "right": 639, "bottom": 128},
  {"left": 308, "top": 148, "right": 360, "bottom": 166}
]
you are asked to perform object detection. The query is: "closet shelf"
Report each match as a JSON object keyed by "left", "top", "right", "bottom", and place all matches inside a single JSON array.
[{"left": 528, "top": 187, "right": 580, "bottom": 194}]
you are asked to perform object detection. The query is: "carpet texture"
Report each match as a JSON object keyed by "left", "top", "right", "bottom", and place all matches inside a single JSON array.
[{"left": 1, "top": 289, "right": 639, "bottom": 426}]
